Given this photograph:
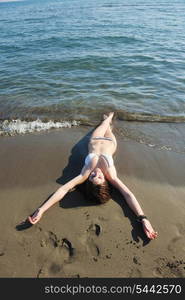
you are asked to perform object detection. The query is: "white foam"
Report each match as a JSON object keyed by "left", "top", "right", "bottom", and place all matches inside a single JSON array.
[{"left": 0, "top": 119, "right": 79, "bottom": 136}]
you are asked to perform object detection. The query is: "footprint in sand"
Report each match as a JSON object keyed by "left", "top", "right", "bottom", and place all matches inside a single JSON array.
[
  {"left": 128, "top": 268, "right": 142, "bottom": 277},
  {"left": 62, "top": 238, "right": 75, "bottom": 257},
  {"left": 80, "top": 223, "right": 102, "bottom": 258},
  {"left": 153, "top": 257, "right": 185, "bottom": 278},
  {"left": 167, "top": 223, "right": 185, "bottom": 253},
  {"left": 88, "top": 223, "right": 102, "bottom": 236},
  {"left": 37, "top": 231, "right": 75, "bottom": 278}
]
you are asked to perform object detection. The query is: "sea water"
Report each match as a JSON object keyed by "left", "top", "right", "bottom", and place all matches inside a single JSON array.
[{"left": 0, "top": 0, "right": 185, "bottom": 152}]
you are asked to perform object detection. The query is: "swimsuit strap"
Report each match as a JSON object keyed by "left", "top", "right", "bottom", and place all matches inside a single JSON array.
[{"left": 92, "top": 136, "right": 113, "bottom": 142}]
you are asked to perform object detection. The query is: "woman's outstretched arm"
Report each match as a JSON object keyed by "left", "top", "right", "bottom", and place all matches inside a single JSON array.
[
  {"left": 27, "top": 165, "right": 91, "bottom": 224},
  {"left": 111, "top": 177, "right": 144, "bottom": 216},
  {"left": 109, "top": 175, "right": 158, "bottom": 240}
]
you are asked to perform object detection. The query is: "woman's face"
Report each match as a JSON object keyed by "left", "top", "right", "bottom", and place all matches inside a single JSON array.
[{"left": 89, "top": 168, "right": 105, "bottom": 185}]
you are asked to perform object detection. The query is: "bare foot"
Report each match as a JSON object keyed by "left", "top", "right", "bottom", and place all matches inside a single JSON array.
[
  {"left": 108, "top": 112, "right": 114, "bottom": 120},
  {"left": 103, "top": 113, "right": 114, "bottom": 131},
  {"left": 141, "top": 219, "right": 158, "bottom": 240},
  {"left": 103, "top": 114, "right": 109, "bottom": 120},
  {"left": 28, "top": 208, "right": 43, "bottom": 225},
  {"left": 103, "top": 112, "right": 114, "bottom": 124}
]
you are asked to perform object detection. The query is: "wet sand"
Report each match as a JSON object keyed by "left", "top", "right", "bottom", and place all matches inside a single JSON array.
[{"left": 0, "top": 125, "right": 185, "bottom": 278}]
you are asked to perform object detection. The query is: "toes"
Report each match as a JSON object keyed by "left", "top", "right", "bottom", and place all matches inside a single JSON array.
[{"left": 103, "top": 114, "right": 108, "bottom": 120}]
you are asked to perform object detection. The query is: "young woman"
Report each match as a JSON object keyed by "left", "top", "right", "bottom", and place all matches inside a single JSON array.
[{"left": 27, "top": 112, "right": 158, "bottom": 240}]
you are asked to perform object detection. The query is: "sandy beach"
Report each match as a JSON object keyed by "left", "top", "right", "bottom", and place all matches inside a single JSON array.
[{"left": 0, "top": 125, "right": 185, "bottom": 278}]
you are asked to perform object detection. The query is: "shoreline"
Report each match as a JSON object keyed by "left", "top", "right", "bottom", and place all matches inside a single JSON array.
[{"left": 0, "top": 126, "right": 185, "bottom": 277}]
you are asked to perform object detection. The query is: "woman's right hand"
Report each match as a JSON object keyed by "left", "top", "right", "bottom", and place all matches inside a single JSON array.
[{"left": 28, "top": 208, "right": 43, "bottom": 224}]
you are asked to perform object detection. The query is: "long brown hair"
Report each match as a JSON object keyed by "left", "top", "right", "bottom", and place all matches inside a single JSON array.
[{"left": 85, "top": 179, "right": 111, "bottom": 204}]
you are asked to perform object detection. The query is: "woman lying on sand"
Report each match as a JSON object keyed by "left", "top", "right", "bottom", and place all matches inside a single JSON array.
[{"left": 27, "top": 112, "right": 157, "bottom": 240}]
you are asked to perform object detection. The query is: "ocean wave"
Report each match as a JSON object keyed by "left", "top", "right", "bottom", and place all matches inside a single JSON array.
[
  {"left": 116, "top": 111, "right": 185, "bottom": 123},
  {"left": 1, "top": 103, "right": 185, "bottom": 129},
  {"left": 0, "top": 119, "right": 79, "bottom": 136}
]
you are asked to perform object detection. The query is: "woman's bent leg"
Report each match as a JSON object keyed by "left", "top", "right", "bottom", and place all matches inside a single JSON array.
[
  {"left": 91, "top": 112, "right": 114, "bottom": 139},
  {"left": 104, "top": 125, "right": 117, "bottom": 153}
]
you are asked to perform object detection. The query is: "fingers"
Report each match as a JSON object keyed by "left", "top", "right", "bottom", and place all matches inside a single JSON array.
[
  {"left": 152, "top": 231, "right": 158, "bottom": 239},
  {"left": 142, "top": 219, "right": 158, "bottom": 240},
  {"left": 143, "top": 225, "right": 158, "bottom": 240},
  {"left": 148, "top": 231, "right": 158, "bottom": 239},
  {"left": 28, "top": 216, "right": 36, "bottom": 224},
  {"left": 150, "top": 229, "right": 158, "bottom": 239},
  {"left": 28, "top": 215, "right": 40, "bottom": 224},
  {"left": 28, "top": 209, "right": 40, "bottom": 224}
]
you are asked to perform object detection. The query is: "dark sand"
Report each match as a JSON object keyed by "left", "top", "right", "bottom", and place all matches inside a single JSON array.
[{"left": 0, "top": 126, "right": 185, "bottom": 278}]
